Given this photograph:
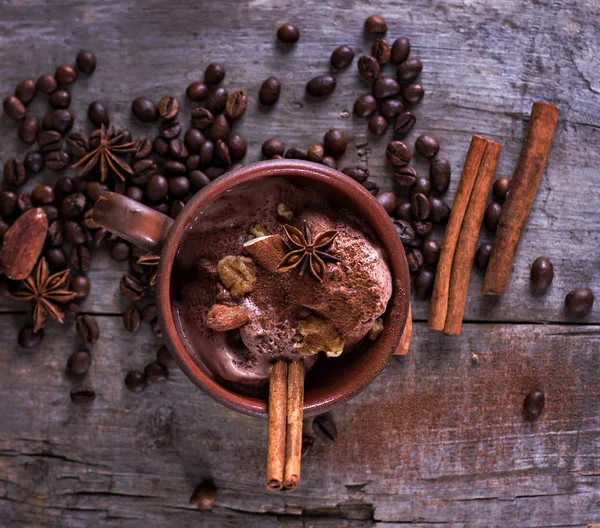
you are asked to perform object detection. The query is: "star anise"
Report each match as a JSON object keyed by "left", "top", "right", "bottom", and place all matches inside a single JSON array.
[
  {"left": 10, "top": 258, "right": 77, "bottom": 332},
  {"left": 277, "top": 221, "right": 341, "bottom": 282},
  {"left": 137, "top": 254, "right": 160, "bottom": 287},
  {"left": 71, "top": 124, "right": 138, "bottom": 182}
]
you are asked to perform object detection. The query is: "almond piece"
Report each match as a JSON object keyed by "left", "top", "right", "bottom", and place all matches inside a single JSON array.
[
  {"left": 206, "top": 304, "right": 249, "bottom": 331},
  {"left": 243, "top": 235, "right": 287, "bottom": 272}
]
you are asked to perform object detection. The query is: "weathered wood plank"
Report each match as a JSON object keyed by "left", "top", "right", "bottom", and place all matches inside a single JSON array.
[{"left": 1, "top": 316, "right": 598, "bottom": 526}]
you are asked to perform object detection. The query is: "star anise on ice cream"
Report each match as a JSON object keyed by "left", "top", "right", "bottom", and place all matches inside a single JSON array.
[{"left": 277, "top": 221, "right": 341, "bottom": 282}]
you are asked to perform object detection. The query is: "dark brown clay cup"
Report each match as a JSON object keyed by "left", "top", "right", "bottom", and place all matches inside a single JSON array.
[{"left": 93, "top": 160, "right": 409, "bottom": 417}]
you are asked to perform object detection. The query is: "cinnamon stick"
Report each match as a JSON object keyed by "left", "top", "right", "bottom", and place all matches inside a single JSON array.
[
  {"left": 428, "top": 136, "right": 488, "bottom": 330},
  {"left": 265, "top": 361, "right": 287, "bottom": 491},
  {"left": 283, "top": 361, "right": 304, "bottom": 491},
  {"left": 483, "top": 102, "right": 560, "bottom": 295},
  {"left": 444, "top": 140, "right": 502, "bottom": 335}
]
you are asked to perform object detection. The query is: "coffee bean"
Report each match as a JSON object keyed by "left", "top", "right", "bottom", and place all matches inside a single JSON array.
[
  {"left": 425, "top": 198, "right": 447, "bottom": 224},
  {"left": 157, "top": 95, "right": 179, "bottom": 120},
  {"left": 159, "top": 120, "right": 182, "bottom": 140},
  {"left": 156, "top": 345, "right": 174, "bottom": 368},
  {"left": 258, "top": 76, "right": 281, "bottom": 106},
  {"left": 169, "top": 176, "right": 191, "bottom": 198},
  {"left": 353, "top": 94, "right": 377, "bottom": 117},
  {"left": 283, "top": 147, "right": 306, "bottom": 160},
  {"left": 44, "top": 150, "right": 70, "bottom": 171},
  {"left": 212, "top": 139, "right": 228, "bottom": 165},
  {"left": 523, "top": 390, "right": 545, "bottom": 421},
  {"left": 330, "top": 45, "right": 354, "bottom": 69},
  {"left": 396, "top": 201, "right": 412, "bottom": 221},
  {"left": 87, "top": 101, "right": 109, "bottom": 127},
  {"left": 386, "top": 140, "right": 411, "bottom": 167},
  {"left": 123, "top": 187, "right": 143, "bottom": 203},
  {"left": 76, "top": 50, "right": 96, "bottom": 73},
  {"left": 42, "top": 109, "right": 73, "bottom": 134},
  {"left": 60, "top": 192, "right": 86, "bottom": 219},
  {"left": 394, "top": 111, "right": 416, "bottom": 136},
  {"left": 122, "top": 305, "right": 141, "bottom": 332},
  {"left": 125, "top": 371, "right": 147, "bottom": 392},
  {"left": 70, "top": 244, "right": 91, "bottom": 272},
  {"left": 47, "top": 220, "right": 63, "bottom": 247},
  {"left": 186, "top": 81, "right": 208, "bottom": 101},
  {"left": 368, "top": 115, "right": 388, "bottom": 136},
  {"left": 70, "top": 386, "right": 95, "bottom": 404},
  {"left": 364, "top": 15, "right": 387, "bottom": 34},
  {"left": 206, "top": 87, "right": 228, "bottom": 114},
  {"left": 394, "top": 165, "right": 417, "bottom": 190},
  {"left": 393, "top": 219, "right": 415, "bottom": 244},
  {"left": 76, "top": 314, "right": 100, "bottom": 344},
  {"left": 146, "top": 175, "right": 168, "bottom": 202},
  {"left": 36, "top": 74, "right": 57, "bottom": 95},
  {"left": 149, "top": 137, "right": 167, "bottom": 159},
  {"left": 373, "top": 76, "right": 401, "bottom": 99},
  {"left": 85, "top": 181, "right": 108, "bottom": 202},
  {"left": 565, "top": 288, "right": 594, "bottom": 315},
  {"left": 65, "top": 132, "right": 88, "bottom": 157},
  {"left": 358, "top": 55, "right": 380, "bottom": 80},
  {"left": 24, "top": 151, "right": 44, "bottom": 173},
  {"left": 430, "top": 158, "right": 451, "bottom": 193},
  {"left": 16, "top": 192, "right": 32, "bottom": 214},
  {"left": 312, "top": 413, "right": 337, "bottom": 441},
  {"left": 29, "top": 185, "right": 54, "bottom": 207},
  {"left": 412, "top": 176, "right": 431, "bottom": 197},
  {"left": 224, "top": 90, "right": 247, "bottom": 121},
  {"left": 413, "top": 219, "right": 433, "bottom": 236},
  {"left": 415, "top": 269, "right": 434, "bottom": 297},
  {"left": 321, "top": 156, "right": 337, "bottom": 169},
  {"left": 141, "top": 303, "right": 158, "bottom": 325},
  {"left": 63, "top": 302, "right": 80, "bottom": 324},
  {"left": 277, "top": 23, "right": 300, "bottom": 43},
  {"left": 475, "top": 243, "right": 493, "bottom": 270},
  {"left": 71, "top": 275, "right": 90, "bottom": 300},
  {"left": 422, "top": 240, "right": 440, "bottom": 265},
  {"left": 372, "top": 38, "right": 391, "bottom": 64},
  {"left": 379, "top": 99, "right": 405, "bottom": 119},
  {"left": 55, "top": 177, "right": 74, "bottom": 199},
  {"left": 191, "top": 107, "right": 214, "bottom": 130},
  {"left": 109, "top": 240, "right": 129, "bottom": 261},
  {"left": 189, "top": 481, "right": 217, "bottom": 511},
  {"left": 165, "top": 160, "right": 187, "bottom": 177},
  {"left": 402, "top": 83, "right": 425, "bottom": 104},
  {"left": 391, "top": 37, "right": 411, "bottom": 64},
  {"left": 145, "top": 361, "right": 168, "bottom": 383},
  {"left": 15, "top": 79, "right": 36, "bottom": 104},
  {"left": 18, "top": 325, "right": 45, "bottom": 348},
  {"left": 362, "top": 179, "right": 379, "bottom": 195},
  {"left": 210, "top": 114, "right": 231, "bottom": 142},
  {"left": 375, "top": 191, "right": 398, "bottom": 213},
  {"left": 0, "top": 191, "right": 17, "bottom": 218},
  {"left": 189, "top": 170, "right": 211, "bottom": 190},
  {"left": 131, "top": 138, "right": 152, "bottom": 160},
  {"left": 55, "top": 65, "right": 77, "bottom": 85},
  {"left": 4, "top": 158, "right": 26, "bottom": 187},
  {"left": 484, "top": 201, "right": 502, "bottom": 231},
  {"left": 262, "top": 138, "right": 285, "bottom": 158},
  {"left": 49, "top": 89, "right": 71, "bottom": 109},
  {"left": 120, "top": 273, "right": 146, "bottom": 300},
  {"left": 341, "top": 167, "right": 369, "bottom": 182},
  {"left": 411, "top": 193, "right": 430, "bottom": 220},
  {"left": 204, "top": 63, "right": 225, "bottom": 85},
  {"left": 415, "top": 135, "right": 439, "bottom": 158},
  {"left": 44, "top": 205, "right": 59, "bottom": 223},
  {"left": 227, "top": 134, "right": 247, "bottom": 159},
  {"left": 323, "top": 129, "right": 347, "bottom": 157},
  {"left": 530, "top": 257, "right": 554, "bottom": 294},
  {"left": 132, "top": 97, "right": 158, "bottom": 122},
  {"left": 67, "top": 350, "right": 91, "bottom": 375},
  {"left": 305, "top": 144, "right": 324, "bottom": 163},
  {"left": 493, "top": 178, "right": 511, "bottom": 200},
  {"left": 3, "top": 96, "right": 26, "bottom": 120},
  {"left": 182, "top": 129, "right": 204, "bottom": 155},
  {"left": 306, "top": 75, "right": 336, "bottom": 97},
  {"left": 168, "top": 138, "right": 188, "bottom": 160},
  {"left": 396, "top": 58, "right": 423, "bottom": 82},
  {"left": 18, "top": 115, "right": 39, "bottom": 144},
  {"left": 405, "top": 247, "right": 424, "bottom": 273}
]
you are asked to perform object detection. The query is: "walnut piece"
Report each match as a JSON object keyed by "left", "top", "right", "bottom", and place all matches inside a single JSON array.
[
  {"left": 368, "top": 318, "right": 384, "bottom": 340},
  {"left": 295, "top": 315, "right": 344, "bottom": 357},
  {"left": 277, "top": 203, "right": 293, "bottom": 221},
  {"left": 217, "top": 255, "right": 256, "bottom": 296},
  {"left": 206, "top": 304, "right": 249, "bottom": 331},
  {"left": 250, "top": 225, "right": 270, "bottom": 238}
]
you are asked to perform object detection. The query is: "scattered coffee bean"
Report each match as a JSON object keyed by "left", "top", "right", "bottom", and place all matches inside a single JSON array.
[
  {"left": 428, "top": 197, "right": 450, "bottom": 223},
  {"left": 210, "top": 114, "right": 231, "bottom": 141},
  {"left": 353, "top": 94, "right": 377, "bottom": 117},
  {"left": 18, "top": 325, "right": 44, "bottom": 348},
  {"left": 76, "top": 50, "right": 97, "bottom": 74},
  {"left": 125, "top": 370, "right": 147, "bottom": 392},
  {"left": 406, "top": 247, "right": 424, "bottom": 273},
  {"left": 523, "top": 390, "right": 545, "bottom": 421},
  {"left": 373, "top": 76, "right": 401, "bottom": 99},
  {"left": 396, "top": 58, "right": 423, "bottom": 82},
  {"left": 330, "top": 45, "right": 354, "bottom": 69},
  {"left": 42, "top": 205, "right": 59, "bottom": 223},
  {"left": 76, "top": 314, "right": 100, "bottom": 344},
  {"left": 484, "top": 201, "right": 502, "bottom": 231},
  {"left": 321, "top": 156, "right": 336, "bottom": 169},
  {"left": 493, "top": 177, "right": 511, "bottom": 200},
  {"left": 306, "top": 144, "right": 325, "bottom": 163},
  {"left": 60, "top": 192, "right": 86, "bottom": 219},
  {"left": 415, "top": 269, "right": 434, "bottom": 297},
  {"left": 36, "top": 74, "right": 58, "bottom": 95},
  {"left": 85, "top": 181, "right": 108, "bottom": 202},
  {"left": 402, "top": 83, "right": 425, "bottom": 104},
  {"left": 375, "top": 191, "right": 398, "bottom": 213},
  {"left": 306, "top": 75, "right": 336, "bottom": 97},
  {"left": 88, "top": 101, "right": 110, "bottom": 127},
  {"left": 67, "top": 350, "right": 92, "bottom": 375},
  {"left": 65, "top": 132, "right": 89, "bottom": 157},
  {"left": 312, "top": 413, "right": 337, "bottom": 441},
  {"left": 262, "top": 138, "right": 285, "bottom": 158},
  {"left": 386, "top": 140, "right": 411, "bottom": 167},
  {"left": 123, "top": 305, "right": 141, "bottom": 332},
  {"left": 391, "top": 37, "right": 411, "bottom": 64},
  {"left": 159, "top": 120, "right": 182, "bottom": 140},
  {"left": 42, "top": 109, "right": 73, "bottom": 134},
  {"left": 46, "top": 246, "right": 67, "bottom": 269},
  {"left": 362, "top": 179, "right": 380, "bottom": 195},
  {"left": 24, "top": 151, "right": 44, "bottom": 173},
  {"left": 226, "top": 134, "right": 247, "bottom": 159},
  {"left": 372, "top": 38, "right": 391, "bottom": 64},
  {"left": 18, "top": 115, "right": 39, "bottom": 144},
  {"left": 277, "top": 23, "right": 300, "bottom": 43},
  {"left": 189, "top": 481, "right": 217, "bottom": 511},
  {"left": 186, "top": 82, "right": 208, "bottom": 102},
  {"left": 141, "top": 303, "right": 158, "bottom": 325},
  {"left": 368, "top": 114, "right": 388, "bottom": 136},
  {"left": 259, "top": 76, "right": 282, "bottom": 106},
  {"left": 55, "top": 65, "right": 77, "bottom": 85},
  {"left": 110, "top": 240, "right": 130, "bottom": 261},
  {"left": 157, "top": 95, "right": 179, "bottom": 120},
  {"left": 430, "top": 158, "right": 451, "bottom": 193},
  {"left": 475, "top": 243, "right": 493, "bottom": 270},
  {"left": 63, "top": 302, "right": 80, "bottom": 325},
  {"left": 394, "top": 165, "right": 417, "bottom": 189},
  {"left": 71, "top": 275, "right": 90, "bottom": 300},
  {"left": 394, "top": 111, "right": 416, "bottom": 136},
  {"left": 15, "top": 79, "right": 36, "bottom": 104},
  {"left": 146, "top": 175, "right": 169, "bottom": 202},
  {"left": 156, "top": 345, "right": 174, "bottom": 367},
  {"left": 144, "top": 361, "right": 168, "bottom": 383},
  {"left": 565, "top": 288, "right": 594, "bottom": 315},
  {"left": 3, "top": 96, "right": 26, "bottom": 120},
  {"left": 364, "top": 15, "right": 387, "bottom": 34},
  {"left": 422, "top": 239, "right": 440, "bottom": 265},
  {"left": 411, "top": 193, "right": 430, "bottom": 220},
  {"left": 204, "top": 63, "right": 225, "bottom": 85},
  {"left": 284, "top": 147, "right": 307, "bottom": 160},
  {"left": 131, "top": 97, "right": 158, "bottom": 122},
  {"left": 0, "top": 191, "right": 17, "bottom": 217},
  {"left": 358, "top": 55, "right": 380, "bottom": 80},
  {"left": 341, "top": 167, "right": 369, "bottom": 182},
  {"left": 16, "top": 192, "right": 33, "bottom": 214},
  {"left": 189, "top": 170, "right": 211, "bottom": 190},
  {"left": 70, "top": 244, "right": 92, "bottom": 272},
  {"left": 224, "top": 90, "right": 247, "bottom": 121},
  {"left": 4, "top": 158, "right": 26, "bottom": 187},
  {"left": 379, "top": 99, "right": 405, "bottom": 119},
  {"left": 415, "top": 135, "right": 439, "bottom": 158},
  {"left": 70, "top": 386, "right": 95, "bottom": 404},
  {"left": 169, "top": 138, "right": 189, "bottom": 160},
  {"left": 49, "top": 89, "right": 71, "bottom": 109},
  {"left": 323, "top": 129, "right": 347, "bottom": 157},
  {"left": 396, "top": 201, "right": 412, "bottom": 222},
  {"left": 413, "top": 219, "right": 433, "bottom": 236},
  {"left": 206, "top": 87, "right": 228, "bottom": 114},
  {"left": 530, "top": 257, "right": 554, "bottom": 294},
  {"left": 120, "top": 273, "right": 146, "bottom": 300},
  {"left": 44, "top": 150, "right": 70, "bottom": 171},
  {"left": 393, "top": 219, "right": 415, "bottom": 244}
]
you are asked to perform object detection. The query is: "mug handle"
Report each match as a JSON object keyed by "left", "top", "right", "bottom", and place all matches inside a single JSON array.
[{"left": 92, "top": 192, "right": 174, "bottom": 251}]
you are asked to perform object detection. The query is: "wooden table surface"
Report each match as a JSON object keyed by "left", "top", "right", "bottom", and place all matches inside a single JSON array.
[{"left": 1, "top": 0, "right": 599, "bottom": 526}]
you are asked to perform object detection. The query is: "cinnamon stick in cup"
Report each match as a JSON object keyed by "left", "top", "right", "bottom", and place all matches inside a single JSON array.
[
  {"left": 283, "top": 361, "right": 305, "bottom": 491},
  {"left": 483, "top": 102, "right": 560, "bottom": 295},
  {"left": 265, "top": 361, "right": 287, "bottom": 491}
]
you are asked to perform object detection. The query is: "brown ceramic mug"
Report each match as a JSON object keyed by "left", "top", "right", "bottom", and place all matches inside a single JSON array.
[{"left": 92, "top": 160, "right": 410, "bottom": 418}]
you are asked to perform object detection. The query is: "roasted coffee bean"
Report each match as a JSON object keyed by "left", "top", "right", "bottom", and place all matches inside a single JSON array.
[
  {"left": 379, "top": 99, "right": 405, "bottom": 119},
  {"left": 42, "top": 205, "right": 58, "bottom": 222},
  {"left": 341, "top": 167, "right": 369, "bottom": 182},
  {"left": 67, "top": 350, "right": 92, "bottom": 375},
  {"left": 386, "top": 140, "right": 411, "bottom": 167},
  {"left": 364, "top": 14, "right": 387, "bottom": 33},
  {"left": 277, "top": 23, "right": 300, "bottom": 43},
  {"left": 123, "top": 305, "right": 141, "bottom": 332},
  {"left": 213, "top": 139, "right": 229, "bottom": 165},
  {"left": 4, "top": 158, "right": 26, "bottom": 187},
  {"left": 429, "top": 197, "right": 450, "bottom": 223},
  {"left": 71, "top": 275, "right": 90, "bottom": 300},
  {"left": 368, "top": 115, "right": 388, "bottom": 136},
  {"left": 393, "top": 219, "right": 415, "bottom": 244},
  {"left": 262, "top": 138, "right": 285, "bottom": 158},
  {"left": 473, "top": 243, "right": 493, "bottom": 270},
  {"left": 65, "top": 133, "right": 88, "bottom": 158},
  {"left": 413, "top": 219, "right": 432, "bottom": 237},
  {"left": 110, "top": 240, "right": 130, "bottom": 261},
  {"left": 415, "top": 269, "right": 434, "bottom": 297},
  {"left": 209, "top": 114, "right": 231, "bottom": 142},
  {"left": 189, "top": 170, "right": 211, "bottom": 189},
  {"left": 396, "top": 58, "right": 423, "bottom": 82},
  {"left": 131, "top": 96, "right": 158, "bottom": 122},
  {"left": 330, "top": 45, "right": 354, "bottom": 69},
  {"left": 391, "top": 37, "right": 411, "bottom": 64},
  {"left": 313, "top": 413, "right": 337, "bottom": 441},
  {"left": 63, "top": 220, "right": 85, "bottom": 244},
  {"left": 3, "top": 96, "right": 26, "bottom": 120},
  {"left": 285, "top": 147, "right": 307, "bottom": 160},
  {"left": 484, "top": 201, "right": 502, "bottom": 231},
  {"left": 63, "top": 302, "right": 80, "bottom": 324},
  {"left": 565, "top": 288, "right": 594, "bottom": 315},
  {"left": 47, "top": 220, "right": 64, "bottom": 246},
  {"left": 70, "top": 244, "right": 91, "bottom": 272},
  {"left": 85, "top": 181, "right": 108, "bottom": 202},
  {"left": 76, "top": 314, "right": 100, "bottom": 344},
  {"left": 411, "top": 193, "right": 430, "bottom": 220},
  {"left": 152, "top": 137, "right": 168, "bottom": 158},
  {"left": 430, "top": 158, "right": 451, "bottom": 193},
  {"left": 415, "top": 135, "right": 440, "bottom": 158},
  {"left": 153, "top": 347, "right": 174, "bottom": 370},
  {"left": 125, "top": 371, "right": 147, "bottom": 392},
  {"left": 36, "top": 74, "right": 57, "bottom": 95},
  {"left": 164, "top": 160, "right": 187, "bottom": 176},
  {"left": 132, "top": 159, "right": 157, "bottom": 185},
  {"left": 18, "top": 325, "right": 44, "bottom": 348},
  {"left": 168, "top": 176, "right": 190, "bottom": 198},
  {"left": 15, "top": 79, "right": 36, "bottom": 104},
  {"left": 42, "top": 109, "right": 73, "bottom": 134},
  {"left": 258, "top": 76, "right": 281, "bottom": 106},
  {"left": 46, "top": 247, "right": 67, "bottom": 269},
  {"left": 373, "top": 77, "right": 401, "bottom": 99},
  {"left": 87, "top": 101, "right": 109, "bottom": 127},
  {"left": 323, "top": 129, "right": 347, "bottom": 157},
  {"left": 362, "top": 179, "right": 379, "bottom": 195},
  {"left": 204, "top": 63, "right": 225, "bottom": 85},
  {"left": 55, "top": 65, "right": 77, "bottom": 85},
  {"left": 321, "top": 156, "right": 337, "bottom": 169},
  {"left": 226, "top": 134, "right": 247, "bottom": 160},
  {"left": 24, "top": 151, "right": 44, "bottom": 173},
  {"left": 396, "top": 201, "right": 412, "bottom": 221},
  {"left": 142, "top": 303, "right": 158, "bottom": 325},
  {"left": 60, "top": 192, "right": 86, "bottom": 219},
  {"left": 49, "top": 89, "right": 71, "bottom": 109},
  {"left": 159, "top": 120, "right": 182, "bottom": 140},
  {"left": 375, "top": 191, "right": 398, "bottom": 214},
  {"left": 353, "top": 94, "right": 377, "bottom": 118},
  {"left": 156, "top": 95, "right": 179, "bottom": 120},
  {"left": 186, "top": 81, "right": 208, "bottom": 102},
  {"left": 189, "top": 481, "right": 217, "bottom": 511},
  {"left": 402, "top": 83, "right": 425, "bottom": 104},
  {"left": 225, "top": 90, "right": 247, "bottom": 120},
  {"left": 523, "top": 390, "right": 545, "bottom": 421},
  {"left": 183, "top": 129, "right": 204, "bottom": 155},
  {"left": 73, "top": 178, "right": 87, "bottom": 194},
  {"left": 406, "top": 247, "right": 424, "bottom": 273},
  {"left": 145, "top": 360, "right": 168, "bottom": 382},
  {"left": 394, "top": 165, "right": 417, "bottom": 190},
  {"left": 411, "top": 176, "right": 431, "bottom": 197},
  {"left": 394, "top": 111, "right": 416, "bottom": 136},
  {"left": 530, "top": 257, "right": 554, "bottom": 294},
  {"left": 124, "top": 186, "right": 143, "bottom": 202},
  {"left": 0, "top": 191, "right": 17, "bottom": 218},
  {"left": 358, "top": 55, "right": 380, "bottom": 80},
  {"left": 305, "top": 144, "right": 324, "bottom": 163},
  {"left": 45, "top": 150, "right": 70, "bottom": 171},
  {"left": 493, "top": 177, "right": 511, "bottom": 200},
  {"left": 205, "top": 87, "right": 228, "bottom": 114},
  {"left": 168, "top": 138, "right": 188, "bottom": 160},
  {"left": 146, "top": 175, "right": 168, "bottom": 202},
  {"left": 306, "top": 75, "right": 336, "bottom": 97},
  {"left": 372, "top": 38, "right": 391, "bottom": 64},
  {"left": 120, "top": 273, "right": 146, "bottom": 300},
  {"left": 191, "top": 107, "right": 214, "bottom": 129},
  {"left": 422, "top": 240, "right": 440, "bottom": 265},
  {"left": 70, "top": 386, "right": 95, "bottom": 404},
  {"left": 16, "top": 192, "right": 32, "bottom": 214},
  {"left": 76, "top": 50, "right": 96, "bottom": 73},
  {"left": 18, "top": 115, "right": 39, "bottom": 144},
  {"left": 38, "top": 130, "right": 63, "bottom": 152},
  {"left": 133, "top": 138, "right": 152, "bottom": 159}
]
